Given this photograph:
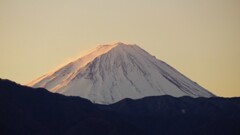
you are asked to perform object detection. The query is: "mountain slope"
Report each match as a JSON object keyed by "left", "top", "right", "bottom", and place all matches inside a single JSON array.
[
  {"left": 0, "top": 79, "right": 143, "bottom": 135},
  {"left": 1, "top": 79, "right": 240, "bottom": 135},
  {"left": 29, "top": 42, "right": 214, "bottom": 104}
]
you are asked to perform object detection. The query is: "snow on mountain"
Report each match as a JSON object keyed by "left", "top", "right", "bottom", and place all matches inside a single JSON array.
[{"left": 28, "top": 42, "right": 215, "bottom": 104}]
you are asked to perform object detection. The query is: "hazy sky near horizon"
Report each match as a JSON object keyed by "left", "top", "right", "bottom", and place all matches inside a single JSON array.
[{"left": 1, "top": 0, "right": 240, "bottom": 97}]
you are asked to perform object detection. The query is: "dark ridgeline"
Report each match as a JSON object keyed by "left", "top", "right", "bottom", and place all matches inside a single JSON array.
[{"left": 0, "top": 79, "right": 240, "bottom": 135}]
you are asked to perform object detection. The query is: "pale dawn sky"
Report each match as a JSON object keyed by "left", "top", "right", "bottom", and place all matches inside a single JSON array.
[{"left": 0, "top": 0, "right": 240, "bottom": 97}]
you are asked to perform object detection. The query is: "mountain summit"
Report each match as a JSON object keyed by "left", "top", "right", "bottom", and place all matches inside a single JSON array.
[{"left": 29, "top": 42, "right": 214, "bottom": 104}]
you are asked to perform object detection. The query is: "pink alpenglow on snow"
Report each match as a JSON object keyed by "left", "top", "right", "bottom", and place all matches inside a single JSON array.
[{"left": 29, "top": 42, "right": 215, "bottom": 104}]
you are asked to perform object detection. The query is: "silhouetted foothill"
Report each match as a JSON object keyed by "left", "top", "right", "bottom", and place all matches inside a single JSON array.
[{"left": 0, "top": 79, "right": 240, "bottom": 135}]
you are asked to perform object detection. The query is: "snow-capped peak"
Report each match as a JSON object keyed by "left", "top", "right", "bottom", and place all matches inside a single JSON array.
[{"left": 29, "top": 42, "right": 215, "bottom": 104}]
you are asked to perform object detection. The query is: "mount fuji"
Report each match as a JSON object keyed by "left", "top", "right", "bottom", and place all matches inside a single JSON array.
[{"left": 29, "top": 42, "right": 214, "bottom": 104}]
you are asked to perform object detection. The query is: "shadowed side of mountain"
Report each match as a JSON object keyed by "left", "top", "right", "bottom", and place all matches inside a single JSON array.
[
  {"left": 101, "top": 95, "right": 240, "bottom": 116},
  {"left": 99, "top": 96, "right": 240, "bottom": 135},
  {"left": 0, "top": 79, "right": 144, "bottom": 135},
  {"left": 1, "top": 79, "right": 240, "bottom": 135}
]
